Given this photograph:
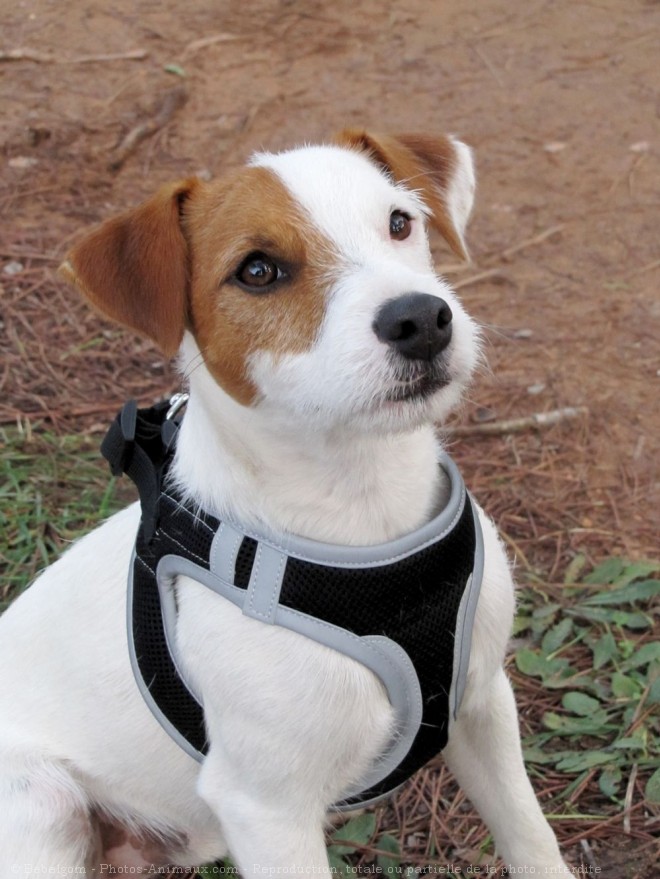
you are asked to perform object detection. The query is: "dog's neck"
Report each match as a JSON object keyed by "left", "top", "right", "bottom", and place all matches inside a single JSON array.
[{"left": 172, "top": 364, "right": 447, "bottom": 547}]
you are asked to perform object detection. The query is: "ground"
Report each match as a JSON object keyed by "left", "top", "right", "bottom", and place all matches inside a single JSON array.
[{"left": 1, "top": 0, "right": 658, "bottom": 876}]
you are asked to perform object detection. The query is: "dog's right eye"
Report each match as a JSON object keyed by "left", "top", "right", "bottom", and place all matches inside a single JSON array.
[{"left": 235, "top": 253, "right": 284, "bottom": 290}]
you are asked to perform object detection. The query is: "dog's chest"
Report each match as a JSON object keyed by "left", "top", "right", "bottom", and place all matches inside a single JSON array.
[{"left": 173, "top": 575, "right": 398, "bottom": 819}]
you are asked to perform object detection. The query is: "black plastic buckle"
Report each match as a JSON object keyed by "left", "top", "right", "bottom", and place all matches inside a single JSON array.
[
  {"left": 102, "top": 399, "right": 138, "bottom": 477},
  {"left": 120, "top": 399, "right": 138, "bottom": 444}
]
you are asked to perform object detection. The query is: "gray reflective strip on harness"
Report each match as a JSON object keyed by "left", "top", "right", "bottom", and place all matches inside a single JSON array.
[{"left": 127, "top": 454, "right": 484, "bottom": 809}]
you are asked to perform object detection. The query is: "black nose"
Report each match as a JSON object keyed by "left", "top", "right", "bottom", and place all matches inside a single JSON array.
[{"left": 373, "top": 293, "right": 453, "bottom": 361}]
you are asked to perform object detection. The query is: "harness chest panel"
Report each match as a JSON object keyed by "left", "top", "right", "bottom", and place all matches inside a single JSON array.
[{"left": 105, "top": 402, "right": 484, "bottom": 810}]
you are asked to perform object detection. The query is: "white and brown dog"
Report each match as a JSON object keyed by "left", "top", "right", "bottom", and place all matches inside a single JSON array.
[{"left": 0, "top": 131, "right": 569, "bottom": 874}]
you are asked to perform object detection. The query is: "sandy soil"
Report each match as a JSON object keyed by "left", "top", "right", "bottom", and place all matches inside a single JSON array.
[{"left": 1, "top": 0, "right": 658, "bottom": 875}]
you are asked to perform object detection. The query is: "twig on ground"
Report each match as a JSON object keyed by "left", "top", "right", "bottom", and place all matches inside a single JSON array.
[
  {"left": 182, "top": 33, "right": 241, "bottom": 56},
  {"left": 0, "top": 48, "right": 54, "bottom": 63},
  {"left": 438, "top": 226, "right": 563, "bottom": 291},
  {"left": 108, "top": 85, "right": 188, "bottom": 171},
  {"left": 454, "top": 268, "right": 510, "bottom": 289},
  {"left": 445, "top": 406, "right": 589, "bottom": 437},
  {"left": 471, "top": 43, "right": 505, "bottom": 88},
  {"left": 623, "top": 763, "right": 639, "bottom": 835},
  {"left": 633, "top": 258, "right": 660, "bottom": 276},
  {"left": 435, "top": 262, "right": 470, "bottom": 275},
  {"left": 65, "top": 50, "right": 148, "bottom": 65},
  {"left": 0, "top": 48, "right": 148, "bottom": 64},
  {"left": 579, "top": 839, "right": 599, "bottom": 872},
  {"left": 499, "top": 224, "right": 565, "bottom": 261},
  {"left": 560, "top": 801, "right": 646, "bottom": 847}
]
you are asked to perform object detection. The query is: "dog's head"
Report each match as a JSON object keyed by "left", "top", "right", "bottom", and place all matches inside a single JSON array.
[{"left": 61, "top": 131, "right": 479, "bottom": 433}]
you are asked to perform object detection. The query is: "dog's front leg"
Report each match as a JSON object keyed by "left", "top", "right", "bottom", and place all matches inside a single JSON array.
[
  {"left": 443, "top": 667, "right": 570, "bottom": 873},
  {"left": 0, "top": 760, "right": 98, "bottom": 875},
  {"left": 198, "top": 753, "right": 331, "bottom": 877}
]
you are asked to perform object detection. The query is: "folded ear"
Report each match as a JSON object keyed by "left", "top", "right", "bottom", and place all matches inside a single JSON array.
[
  {"left": 337, "top": 130, "right": 475, "bottom": 260},
  {"left": 60, "top": 178, "right": 199, "bottom": 356}
]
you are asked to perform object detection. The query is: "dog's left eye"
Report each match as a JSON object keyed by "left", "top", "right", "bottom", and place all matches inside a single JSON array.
[
  {"left": 235, "top": 253, "right": 284, "bottom": 291},
  {"left": 389, "top": 210, "right": 412, "bottom": 241}
]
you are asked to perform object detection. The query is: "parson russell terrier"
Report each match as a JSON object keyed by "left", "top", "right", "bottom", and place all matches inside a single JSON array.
[{"left": 0, "top": 131, "right": 570, "bottom": 875}]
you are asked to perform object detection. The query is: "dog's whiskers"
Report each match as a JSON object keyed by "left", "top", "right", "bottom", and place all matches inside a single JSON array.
[{"left": 180, "top": 349, "right": 207, "bottom": 382}]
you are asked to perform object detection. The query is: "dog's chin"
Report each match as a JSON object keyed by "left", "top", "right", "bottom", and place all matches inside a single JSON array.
[
  {"left": 251, "top": 354, "right": 465, "bottom": 436},
  {"left": 377, "top": 359, "right": 452, "bottom": 409},
  {"left": 377, "top": 381, "right": 460, "bottom": 427},
  {"left": 257, "top": 378, "right": 461, "bottom": 437},
  {"left": 351, "top": 369, "right": 464, "bottom": 434},
  {"left": 382, "top": 371, "right": 450, "bottom": 404}
]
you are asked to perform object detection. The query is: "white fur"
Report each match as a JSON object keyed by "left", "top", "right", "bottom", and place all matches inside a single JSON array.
[
  {"left": 444, "top": 137, "right": 476, "bottom": 255},
  {"left": 0, "top": 140, "right": 569, "bottom": 875}
]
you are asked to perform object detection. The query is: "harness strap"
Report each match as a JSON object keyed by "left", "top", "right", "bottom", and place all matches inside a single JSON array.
[
  {"left": 101, "top": 399, "right": 175, "bottom": 540},
  {"left": 103, "top": 398, "right": 210, "bottom": 753},
  {"left": 104, "top": 397, "right": 482, "bottom": 810}
]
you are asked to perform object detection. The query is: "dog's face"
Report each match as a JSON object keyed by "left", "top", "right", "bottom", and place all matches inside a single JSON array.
[{"left": 62, "top": 131, "right": 479, "bottom": 433}]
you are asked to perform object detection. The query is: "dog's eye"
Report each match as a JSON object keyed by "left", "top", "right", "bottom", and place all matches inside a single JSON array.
[
  {"left": 389, "top": 210, "right": 412, "bottom": 241},
  {"left": 235, "top": 253, "right": 283, "bottom": 290}
]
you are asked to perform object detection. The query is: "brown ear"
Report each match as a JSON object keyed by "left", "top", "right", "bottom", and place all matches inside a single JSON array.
[
  {"left": 337, "top": 130, "right": 475, "bottom": 260},
  {"left": 60, "top": 178, "right": 199, "bottom": 356}
]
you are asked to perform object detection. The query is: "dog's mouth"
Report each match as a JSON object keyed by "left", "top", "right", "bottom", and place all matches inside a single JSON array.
[{"left": 382, "top": 362, "right": 451, "bottom": 403}]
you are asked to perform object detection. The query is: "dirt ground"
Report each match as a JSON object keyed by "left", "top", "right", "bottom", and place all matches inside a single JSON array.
[{"left": 1, "top": 0, "right": 658, "bottom": 875}]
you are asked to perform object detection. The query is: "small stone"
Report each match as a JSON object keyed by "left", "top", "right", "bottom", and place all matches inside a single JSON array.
[
  {"left": 3, "top": 260, "right": 24, "bottom": 276},
  {"left": 472, "top": 406, "right": 496, "bottom": 423},
  {"left": 527, "top": 382, "right": 546, "bottom": 395},
  {"left": 8, "top": 156, "right": 38, "bottom": 169},
  {"left": 629, "top": 141, "right": 650, "bottom": 153},
  {"left": 544, "top": 141, "right": 567, "bottom": 153},
  {"left": 513, "top": 328, "right": 533, "bottom": 339},
  {"left": 27, "top": 126, "right": 51, "bottom": 147}
]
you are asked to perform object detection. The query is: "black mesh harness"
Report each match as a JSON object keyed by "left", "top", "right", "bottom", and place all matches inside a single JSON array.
[{"left": 102, "top": 398, "right": 484, "bottom": 810}]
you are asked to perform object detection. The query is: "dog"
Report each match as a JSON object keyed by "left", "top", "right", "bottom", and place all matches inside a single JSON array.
[{"left": 0, "top": 130, "right": 570, "bottom": 875}]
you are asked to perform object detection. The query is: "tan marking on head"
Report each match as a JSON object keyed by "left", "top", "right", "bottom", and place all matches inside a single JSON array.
[
  {"left": 60, "top": 168, "right": 335, "bottom": 406},
  {"left": 184, "top": 166, "right": 334, "bottom": 405},
  {"left": 336, "top": 129, "right": 468, "bottom": 260}
]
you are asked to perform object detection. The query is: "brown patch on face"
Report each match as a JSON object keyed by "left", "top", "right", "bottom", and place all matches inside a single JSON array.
[
  {"left": 184, "top": 166, "right": 335, "bottom": 405},
  {"left": 60, "top": 166, "right": 334, "bottom": 406},
  {"left": 336, "top": 129, "right": 468, "bottom": 260}
]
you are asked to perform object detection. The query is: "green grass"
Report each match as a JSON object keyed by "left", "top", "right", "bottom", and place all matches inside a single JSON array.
[
  {"left": 1, "top": 427, "right": 658, "bottom": 872},
  {"left": 0, "top": 425, "right": 132, "bottom": 607},
  {"left": 514, "top": 557, "right": 660, "bottom": 808}
]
